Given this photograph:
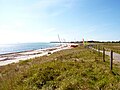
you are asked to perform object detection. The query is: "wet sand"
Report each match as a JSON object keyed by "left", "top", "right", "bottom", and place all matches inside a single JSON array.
[{"left": 0, "top": 44, "right": 71, "bottom": 66}]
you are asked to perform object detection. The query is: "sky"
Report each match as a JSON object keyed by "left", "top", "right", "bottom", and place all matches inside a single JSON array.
[{"left": 0, "top": 0, "right": 120, "bottom": 44}]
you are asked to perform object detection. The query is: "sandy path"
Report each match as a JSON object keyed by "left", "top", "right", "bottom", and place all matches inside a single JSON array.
[
  {"left": 90, "top": 47, "right": 120, "bottom": 61},
  {"left": 103, "top": 51, "right": 120, "bottom": 61}
]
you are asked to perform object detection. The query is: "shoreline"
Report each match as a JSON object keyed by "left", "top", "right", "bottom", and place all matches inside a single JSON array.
[{"left": 0, "top": 44, "right": 71, "bottom": 66}]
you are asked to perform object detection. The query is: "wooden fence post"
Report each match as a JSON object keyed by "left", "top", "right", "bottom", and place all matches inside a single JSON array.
[
  {"left": 95, "top": 45, "right": 97, "bottom": 53},
  {"left": 110, "top": 50, "right": 113, "bottom": 70},
  {"left": 103, "top": 48, "right": 105, "bottom": 62},
  {"left": 98, "top": 46, "right": 100, "bottom": 56},
  {"left": 96, "top": 45, "right": 97, "bottom": 50}
]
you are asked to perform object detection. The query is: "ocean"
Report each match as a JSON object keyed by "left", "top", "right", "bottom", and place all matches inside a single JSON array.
[{"left": 0, "top": 42, "right": 58, "bottom": 55}]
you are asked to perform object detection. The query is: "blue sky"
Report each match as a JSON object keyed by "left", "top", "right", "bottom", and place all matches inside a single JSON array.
[{"left": 0, "top": 0, "right": 120, "bottom": 44}]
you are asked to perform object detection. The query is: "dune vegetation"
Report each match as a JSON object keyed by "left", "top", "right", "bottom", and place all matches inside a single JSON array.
[{"left": 0, "top": 46, "right": 120, "bottom": 90}]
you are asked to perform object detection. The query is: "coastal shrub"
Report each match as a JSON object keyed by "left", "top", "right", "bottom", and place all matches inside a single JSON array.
[
  {"left": 19, "top": 60, "right": 31, "bottom": 65},
  {"left": 11, "top": 60, "right": 120, "bottom": 90}
]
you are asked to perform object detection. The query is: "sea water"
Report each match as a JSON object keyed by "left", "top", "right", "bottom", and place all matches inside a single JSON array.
[{"left": 0, "top": 42, "right": 58, "bottom": 54}]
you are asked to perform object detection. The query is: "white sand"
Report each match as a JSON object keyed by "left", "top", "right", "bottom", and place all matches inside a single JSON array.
[{"left": 0, "top": 44, "right": 71, "bottom": 66}]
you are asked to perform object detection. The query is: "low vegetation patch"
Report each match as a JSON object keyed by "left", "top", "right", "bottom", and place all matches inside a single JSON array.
[{"left": 0, "top": 46, "right": 120, "bottom": 90}]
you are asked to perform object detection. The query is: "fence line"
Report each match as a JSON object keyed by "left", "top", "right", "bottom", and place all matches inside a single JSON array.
[{"left": 88, "top": 45, "right": 114, "bottom": 71}]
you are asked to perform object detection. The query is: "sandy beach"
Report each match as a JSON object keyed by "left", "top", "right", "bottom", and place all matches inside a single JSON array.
[{"left": 0, "top": 44, "right": 71, "bottom": 66}]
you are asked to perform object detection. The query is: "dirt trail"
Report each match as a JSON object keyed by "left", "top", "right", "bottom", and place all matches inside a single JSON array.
[
  {"left": 91, "top": 47, "right": 120, "bottom": 61},
  {"left": 102, "top": 51, "right": 120, "bottom": 61}
]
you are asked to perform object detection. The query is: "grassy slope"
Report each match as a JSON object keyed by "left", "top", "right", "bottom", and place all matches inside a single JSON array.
[{"left": 0, "top": 46, "right": 120, "bottom": 90}]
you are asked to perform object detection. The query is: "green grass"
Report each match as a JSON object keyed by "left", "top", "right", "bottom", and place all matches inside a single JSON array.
[{"left": 0, "top": 46, "right": 120, "bottom": 90}]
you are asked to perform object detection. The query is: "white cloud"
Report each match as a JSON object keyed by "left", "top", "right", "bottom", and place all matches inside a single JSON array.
[
  {"left": 84, "top": 26, "right": 97, "bottom": 34},
  {"left": 0, "top": 24, "right": 58, "bottom": 44},
  {"left": 0, "top": 0, "right": 79, "bottom": 44},
  {"left": 24, "top": 0, "right": 77, "bottom": 17},
  {"left": 31, "top": 0, "right": 74, "bottom": 9},
  {"left": 0, "top": 20, "right": 25, "bottom": 31},
  {"left": 45, "top": 28, "right": 56, "bottom": 33},
  {"left": 31, "top": 0, "right": 61, "bottom": 9}
]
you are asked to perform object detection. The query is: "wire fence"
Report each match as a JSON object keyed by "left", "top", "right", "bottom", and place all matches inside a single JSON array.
[{"left": 87, "top": 44, "right": 116, "bottom": 71}]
